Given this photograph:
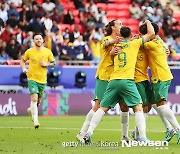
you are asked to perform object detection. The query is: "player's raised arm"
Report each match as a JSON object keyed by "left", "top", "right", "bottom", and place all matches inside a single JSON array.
[{"left": 141, "top": 20, "right": 155, "bottom": 43}]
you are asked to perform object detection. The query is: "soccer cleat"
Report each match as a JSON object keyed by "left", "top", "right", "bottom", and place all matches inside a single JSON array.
[
  {"left": 34, "top": 123, "right": 40, "bottom": 129},
  {"left": 164, "top": 129, "right": 176, "bottom": 142},
  {"left": 176, "top": 131, "right": 180, "bottom": 144},
  {"left": 131, "top": 130, "right": 136, "bottom": 140},
  {"left": 76, "top": 132, "right": 85, "bottom": 143},
  {"left": 121, "top": 136, "right": 131, "bottom": 142},
  {"left": 83, "top": 132, "right": 92, "bottom": 144},
  {"left": 27, "top": 108, "right": 33, "bottom": 122}
]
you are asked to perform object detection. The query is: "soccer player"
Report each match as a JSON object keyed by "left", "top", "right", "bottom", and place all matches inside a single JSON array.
[
  {"left": 83, "top": 20, "right": 155, "bottom": 143},
  {"left": 76, "top": 19, "right": 130, "bottom": 142},
  {"left": 20, "top": 33, "right": 55, "bottom": 129},
  {"left": 139, "top": 23, "right": 180, "bottom": 144}
]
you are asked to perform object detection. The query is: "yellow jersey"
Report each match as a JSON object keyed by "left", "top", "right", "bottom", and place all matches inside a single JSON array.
[
  {"left": 95, "top": 36, "right": 114, "bottom": 81},
  {"left": 23, "top": 47, "right": 55, "bottom": 84},
  {"left": 110, "top": 38, "right": 143, "bottom": 80},
  {"left": 90, "top": 41, "right": 101, "bottom": 58},
  {"left": 134, "top": 46, "right": 149, "bottom": 83},
  {"left": 145, "top": 38, "right": 173, "bottom": 83}
]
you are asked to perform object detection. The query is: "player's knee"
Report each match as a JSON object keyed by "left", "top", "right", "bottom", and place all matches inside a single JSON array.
[
  {"left": 133, "top": 104, "right": 143, "bottom": 112},
  {"left": 143, "top": 105, "right": 149, "bottom": 113},
  {"left": 119, "top": 102, "right": 129, "bottom": 112}
]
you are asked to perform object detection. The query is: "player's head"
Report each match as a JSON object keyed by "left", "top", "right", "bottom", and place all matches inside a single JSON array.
[
  {"left": 33, "top": 33, "right": 44, "bottom": 47},
  {"left": 105, "top": 19, "right": 123, "bottom": 36},
  {"left": 120, "top": 26, "right": 131, "bottom": 38},
  {"left": 139, "top": 22, "right": 159, "bottom": 35}
]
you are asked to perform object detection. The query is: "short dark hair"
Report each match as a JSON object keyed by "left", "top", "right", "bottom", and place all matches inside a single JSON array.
[
  {"left": 120, "top": 26, "right": 131, "bottom": 38},
  {"left": 139, "top": 22, "right": 159, "bottom": 35},
  {"left": 33, "top": 33, "right": 43, "bottom": 39}
]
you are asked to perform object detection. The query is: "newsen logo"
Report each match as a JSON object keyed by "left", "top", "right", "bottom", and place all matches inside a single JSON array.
[{"left": 122, "top": 140, "right": 168, "bottom": 147}]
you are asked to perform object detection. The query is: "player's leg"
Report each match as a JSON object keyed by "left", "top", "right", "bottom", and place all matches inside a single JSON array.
[
  {"left": 131, "top": 81, "right": 149, "bottom": 140},
  {"left": 119, "top": 102, "right": 130, "bottom": 141},
  {"left": 152, "top": 103, "right": 175, "bottom": 141},
  {"left": 121, "top": 80, "right": 147, "bottom": 141},
  {"left": 153, "top": 80, "right": 180, "bottom": 143},
  {"left": 84, "top": 80, "right": 120, "bottom": 143},
  {"left": 77, "top": 79, "right": 108, "bottom": 142},
  {"left": 28, "top": 80, "right": 40, "bottom": 129}
]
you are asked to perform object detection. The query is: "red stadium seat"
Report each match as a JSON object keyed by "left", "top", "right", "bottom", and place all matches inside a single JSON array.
[
  {"left": 74, "top": 17, "right": 80, "bottom": 24},
  {"left": 107, "top": 4, "right": 118, "bottom": 11},
  {"left": 129, "top": 25, "right": 139, "bottom": 34},
  {"left": 60, "top": 24, "right": 71, "bottom": 32},
  {"left": 127, "top": 18, "right": 140, "bottom": 26},
  {"left": 109, "top": 0, "right": 130, "bottom": 4},
  {"left": 106, "top": 11, "right": 118, "bottom": 18},
  {"left": 117, "top": 4, "right": 130, "bottom": 11},
  {"left": 117, "top": 11, "right": 130, "bottom": 18},
  {"left": 96, "top": 3, "right": 107, "bottom": 9},
  {"left": 72, "top": 10, "right": 79, "bottom": 17},
  {"left": 119, "top": 18, "right": 128, "bottom": 25},
  {"left": 35, "top": 0, "right": 43, "bottom": 4}
]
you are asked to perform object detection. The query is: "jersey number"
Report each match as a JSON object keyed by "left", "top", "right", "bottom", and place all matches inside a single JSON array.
[{"left": 118, "top": 52, "right": 126, "bottom": 68}]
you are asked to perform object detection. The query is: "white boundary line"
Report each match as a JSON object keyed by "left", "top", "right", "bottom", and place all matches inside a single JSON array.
[{"left": 0, "top": 126, "right": 164, "bottom": 132}]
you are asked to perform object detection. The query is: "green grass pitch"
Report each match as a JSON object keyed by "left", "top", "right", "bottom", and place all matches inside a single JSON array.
[{"left": 0, "top": 116, "right": 179, "bottom": 154}]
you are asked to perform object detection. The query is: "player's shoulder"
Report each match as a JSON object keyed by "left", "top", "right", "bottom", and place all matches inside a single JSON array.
[
  {"left": 102, "top": 36, "right": 112, "bottom": 42},
  {"left": 42, "top": 47, "right": 52, "bottom": 53}
]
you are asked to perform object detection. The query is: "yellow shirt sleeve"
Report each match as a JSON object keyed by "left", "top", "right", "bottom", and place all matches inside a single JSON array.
[{"left": 22, "top": 49, "right": 30, "bottom": 61}]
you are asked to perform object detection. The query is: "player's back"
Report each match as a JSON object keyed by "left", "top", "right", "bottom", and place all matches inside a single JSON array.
[
  {"left": 145, "top": 38, "right": 173, "bottom": 83},
  {"left": 110, "top": 38, "right": 143, "bottom": 80},
  {"left": 134, "top": 46, "right": 149, "bottom": 83}
]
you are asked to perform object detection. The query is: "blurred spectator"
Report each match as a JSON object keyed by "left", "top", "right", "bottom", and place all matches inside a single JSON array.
[
  {"left": 69, "top": 25, "right": 81, "bottom": 43},
  {"left": 42, "top": 0, "right": 56, "bottom": 13},
  {"left": 6, "top": 13, "right": 19, "bottom": 29},
  {"left": 62, "top": 27, "right": 70, "bottom": 39},
  {"left": 1, "top": 24, "right": 12, "bottom": 42},
  {"left": 173, "top": 35, "right": 180, "bottom": 53},
  {"left": 52, "top": 27, "right": 63, "bottom": 44},
  {"left": 41, "top": 13, "right": 53, "bottom": 31},
  {"left": 141, "top": 1, "right": 154, "bottom": 15},
  {"left": 151, "top": 9, "right": 161, "bottom": 25},
  {"left": 7, "top": 2, "right": 19, "bottom": 19},
  {"left": 55, "top": 0, "right": 64, "bottom": 15},
  {"left": 0, "top": 2, "right": 8, "bottom": 22},
  {"left": 0, "top": 50, "right": 9, "bottom": 60},
  {"left": 0, "top": 18, "right": 4, "bottom": 35},
  {"left": 130, "top": 1, "right": 142, "bottom": 19},
  {"left": 72, "top": 0, "right": 86, "bottom": 12},
  {"left": 19, "top": 4, "right": 31, "bottom": 22},
  {"left": 30, "top": 3, "right": 43, "bottom": 20},
  {"left": 8, "top": 0, "right": 22, "bottom": 8},
  {"left": 96, "top": 16, "right": 105, "bottom": 28},
  {"left": 162, "top": 16, "right": 173, "bottom": 36},
  {"left": 0, "top": 39, "right": 7, "bottom": 51},
  {"left": 89, "top": 29, "right": 101, "bottom": 62},
  {"left": 51, "top": 8, "right": 63, "bottom": 24},
  {"left": 21, "top": 40, "right": 31, "bottom": 55},
  {"left": 64, "top": 10, "right": 75, "bottom": 25},
  {"left": 5, "top": 38, "right": 20, "bottom": 60},
  {"left": 29, "top": 15, "right": 45, "bottom": 34},
  {"left": 96, "top": 7, "right": 108, "bottom": 25},
  {"left": 168, "top": 44, "right": 177, "bottom": 61},
  {"left": 86, "top": 0, "right": 98, "bottom": 16},
  {"left": 23, "top": 31, "right": 33, "bottom": 47}
]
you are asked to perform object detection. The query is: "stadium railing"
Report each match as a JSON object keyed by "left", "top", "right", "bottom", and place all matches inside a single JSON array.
[{"left": 0, "top": 60, "right": 180, "bottom": 68}]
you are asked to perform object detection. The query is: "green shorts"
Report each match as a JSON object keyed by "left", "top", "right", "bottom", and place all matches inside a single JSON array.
[
  {"left": 136, "top": 80, "right": 154, "bottom": 105},
  {"left": 28, "top": 80, "right": 46, "bottom": 98},
  {"left": 100, "top": 79, "right": 142, "bottom": 108},
  {"left": 93, "top": 78, "right": 108, "bottom": 102},
  {"left": 152, "top": 80, "right": 171, "bottom": 103}
]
